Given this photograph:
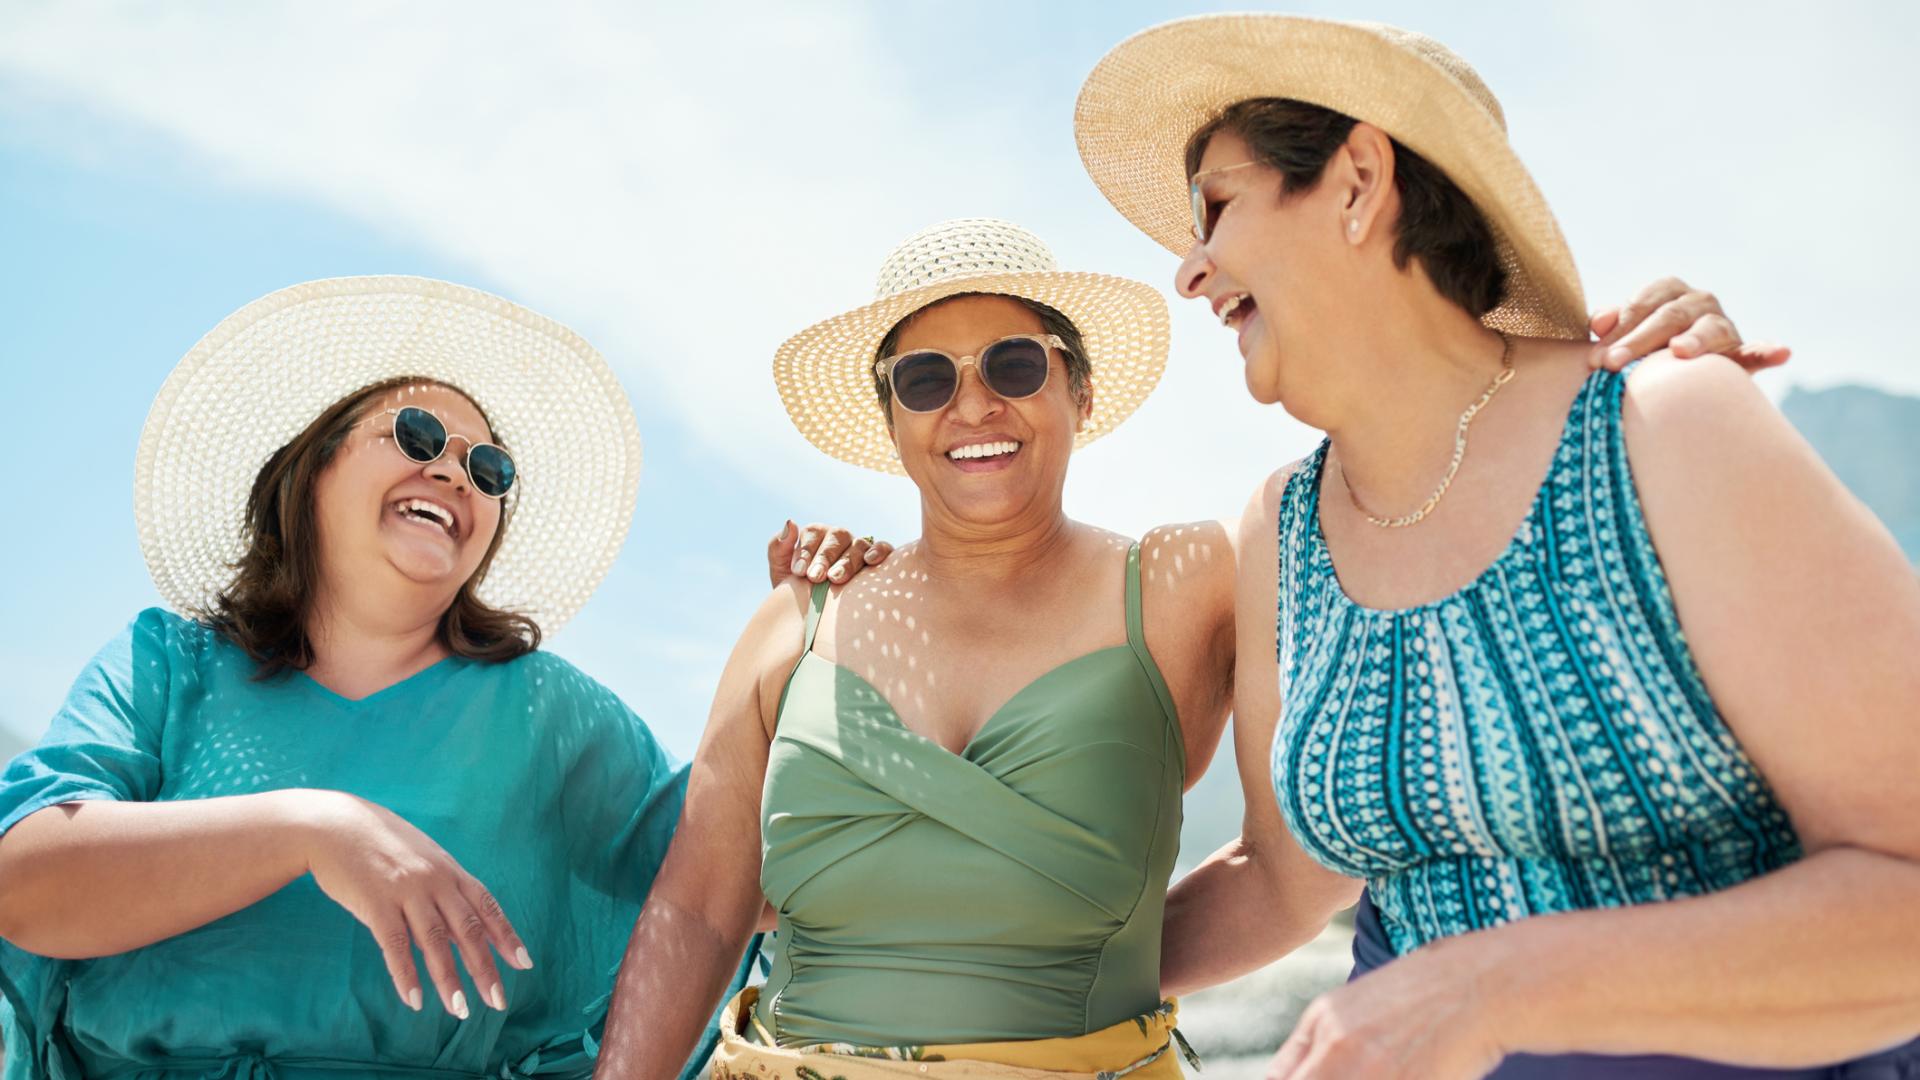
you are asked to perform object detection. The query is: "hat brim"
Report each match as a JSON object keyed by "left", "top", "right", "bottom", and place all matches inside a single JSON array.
[
  {"left": 135, "top": 275, "right": 642, "bottom": 636},
  {"left": 773, "top": 271, "right": 1169, "bottom": 475},
  {"left": 1075, "top": 13, "right": 1589, "bottom": 341}
]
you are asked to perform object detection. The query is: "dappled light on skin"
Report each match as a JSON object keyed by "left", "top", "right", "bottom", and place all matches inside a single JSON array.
[{"left": 1142, "top": 523, "right": 1223, "bottom": 592}]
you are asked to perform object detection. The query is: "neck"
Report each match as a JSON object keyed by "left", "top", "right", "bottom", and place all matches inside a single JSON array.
[
  {"left": 1319, "top": 282, "right": 1512, "bottom": 515},
  {"left": 916, "top": 504, "right": 1077, "bottom": 588},
  {"left": 302, "top": 581, "right": 451, "bottom": 698}
]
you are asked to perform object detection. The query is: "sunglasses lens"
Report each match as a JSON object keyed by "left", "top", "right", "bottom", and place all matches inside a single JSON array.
[
  {"left": 982, "top": 338, "right": 1051, "bottom": 399},
  {"left": 392, "top": 407, "right": 447, "bottom": 463},
  {"left": 891, "top": 351, "right": 958, "bottom": 413},
  {"left": 466, "top": 445, "right": 516, "bottom": 499}
]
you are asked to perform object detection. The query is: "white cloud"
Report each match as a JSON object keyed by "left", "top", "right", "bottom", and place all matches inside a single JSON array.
[{"left": 3, "top": 1, "right": 1916, "bottom": 755}]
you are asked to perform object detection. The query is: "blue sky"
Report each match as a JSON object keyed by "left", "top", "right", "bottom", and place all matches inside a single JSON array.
[{"left": 3, "top": 1, "right": 1917, "bottom": 760}]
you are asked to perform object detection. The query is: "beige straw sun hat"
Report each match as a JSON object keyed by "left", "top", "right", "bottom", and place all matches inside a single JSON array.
[
  {"left": 1075, "top": 13, "right": 1588, "bottom": 341},
  {"left": 136, "top": 275, "right": 643, "bottom": 636},
  {"left": 773, "top": 218, "right": 1169, "bottom": 475}
]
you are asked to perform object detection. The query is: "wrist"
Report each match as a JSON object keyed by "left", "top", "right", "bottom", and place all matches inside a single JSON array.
[
  {"left": 1454, "top": 917, "right": 1577, "bottom": 1057},
  {"left": 261, "top": 788, "right": 353, "bottom": 877}
]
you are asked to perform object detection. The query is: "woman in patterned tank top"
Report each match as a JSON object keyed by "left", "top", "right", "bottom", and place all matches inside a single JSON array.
[{"left": 1076, "top": 14, "right": 1920, "bottom": 1080}]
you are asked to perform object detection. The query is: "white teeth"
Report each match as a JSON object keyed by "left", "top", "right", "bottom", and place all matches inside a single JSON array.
[
  {"left": 1218, "top": 294, "right": 1247, "bottom": 325},
  {"left": 396, "top": 498, "right": 455, "bottom": 534},
  {"left": 946, "top": 440, "right": 1022, "bottom": 461}
]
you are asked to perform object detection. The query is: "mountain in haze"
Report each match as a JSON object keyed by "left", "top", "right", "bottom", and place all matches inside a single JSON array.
[{"left": 1781, "top": 383, "right": 1920, "bottom": 565}]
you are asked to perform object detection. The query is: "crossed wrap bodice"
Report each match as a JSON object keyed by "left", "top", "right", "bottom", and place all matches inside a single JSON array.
[{"left": 755, "top": 544, "right": 1185, "bottom": 1047}]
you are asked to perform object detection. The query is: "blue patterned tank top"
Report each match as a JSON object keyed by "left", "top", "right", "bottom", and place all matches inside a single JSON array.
[{"left": 1271, "top": 368, "right": 1803, "bottom": 955}]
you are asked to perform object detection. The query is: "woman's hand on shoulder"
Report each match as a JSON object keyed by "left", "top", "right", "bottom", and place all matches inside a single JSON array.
[
  {"left": 766, "top": 520, "right": 894, "bottom": 588},
  {"left": 1590, "top": 276, "right": 1790, "bottom": 373},
  {"left": 1624, "top": 356, "right": 1920, "bottom": 861},
  {"left": 287, "top": 789, "right": 530, "bottom": 1019}
]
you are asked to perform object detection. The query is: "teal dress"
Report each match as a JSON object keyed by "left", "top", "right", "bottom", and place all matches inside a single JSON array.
[{"left": 0, "top": 609, "right": 727, "bottom": 1080}]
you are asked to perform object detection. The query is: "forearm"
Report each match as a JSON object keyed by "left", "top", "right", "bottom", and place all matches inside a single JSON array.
[
  {"left": 0, "top": 790, "right": 321, "bottom": 958},
  {"left": 596, "top": 895, "right": 754, "bottom": 1080},
  {"left": 1162, "top": 835, "right": 1359, "bottom": 997},
  {"left": 1482, "top": 846, "right": 1920, "bottom": 1065}
]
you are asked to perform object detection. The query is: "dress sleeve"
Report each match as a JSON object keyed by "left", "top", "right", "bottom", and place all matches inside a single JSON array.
[
  {"left": 0, "top": 609, "right": 173, "bottom": 838},
  {"left": 550, "top": 666, "right": 689, "bottom": 905},
  {"left": 1, "top": 609, "right": 178, "bottom": 1080}
]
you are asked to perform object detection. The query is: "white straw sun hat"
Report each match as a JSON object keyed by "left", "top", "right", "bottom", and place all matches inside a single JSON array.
[
  {"left": 1075, "top": 13, "right": 1589, "bottom": 341},
  {"left": 135, "top": 275, "right": 643, "bottom": 636},
  {"left": 773, "top": 218, "right": 1170, "bottom": 475}
]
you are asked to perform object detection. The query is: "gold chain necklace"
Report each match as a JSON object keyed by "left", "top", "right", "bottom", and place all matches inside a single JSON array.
[{"left": 1338, "top": 333, "right": 1516, "bottom": 529}]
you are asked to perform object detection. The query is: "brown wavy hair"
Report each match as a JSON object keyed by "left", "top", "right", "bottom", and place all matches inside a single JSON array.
[{"left": 206, "top": 375, "right": 541, "bottom": 677}]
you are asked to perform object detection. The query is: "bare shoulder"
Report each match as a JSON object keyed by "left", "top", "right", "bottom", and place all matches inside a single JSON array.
[
  {"left": 735, "top": 577, "right": 815, "bottom": 736},
  {"left": 1233, "top": 461, "right": 1306, "bottom": 588},
  {"left": 1623, "top": 352, "right": 1776, "bottom": 439},
  {"left": 1140, "top": 519, "right": 1236, "bottom": 600},
  {"left": 1621, "top": 354, "right": 1920, "bottom": 857}
]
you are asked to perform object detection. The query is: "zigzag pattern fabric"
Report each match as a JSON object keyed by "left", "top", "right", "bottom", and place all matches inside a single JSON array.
[{"left": 1272, "top": 368, "right": 1802, "bottom": 955}]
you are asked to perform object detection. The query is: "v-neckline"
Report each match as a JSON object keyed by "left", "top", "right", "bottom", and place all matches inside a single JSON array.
[
  {"left": 293, "top": 654, "right": 464, "bottom": 710},
  {"left": 800, "top": 645, "right": 1136, "bottom": 759}
]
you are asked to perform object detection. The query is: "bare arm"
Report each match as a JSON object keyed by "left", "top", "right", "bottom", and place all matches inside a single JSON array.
[
  {"left": 0, "top": 791, "right": 317, "bottom": 957},
  {"left": 595, "top": 582, "right": 807, "bottom": 1080},
  {"left": 1485, "top": 356, "right": 1920, "bottom": 1062},
  {"left": 1160, "top": 469, "right": 1362, "bottom": 998},
  {"left": 0, "top": 788, "right": 527, "bottom": 1016},
  {"left": 1269, "top": 357, "right": 1920, "bottom": 1077}
]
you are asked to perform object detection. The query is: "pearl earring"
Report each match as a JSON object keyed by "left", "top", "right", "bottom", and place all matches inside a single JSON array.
[{"left": 1347, "top": 219, "right": 1360, "bottom": 236}]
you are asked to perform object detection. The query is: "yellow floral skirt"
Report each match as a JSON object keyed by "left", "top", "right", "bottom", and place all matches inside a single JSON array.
[{"left": 709, "top": 987, "right": 1193, "bottom": 1080}]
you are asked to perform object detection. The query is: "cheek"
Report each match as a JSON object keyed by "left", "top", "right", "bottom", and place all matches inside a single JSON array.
[{"left": 469, "top": 503, "right": 504, "bottom": 554}]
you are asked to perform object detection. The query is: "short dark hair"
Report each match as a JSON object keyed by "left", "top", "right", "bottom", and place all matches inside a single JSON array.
[
  {"left": 872, "top": 293, "right": 1091, "bottom": 426},
  {"left": 207, "top": 375, "right": 540, "bottom": 677},
  {"left": 1186, "top": 98, "right": 1506, "bottom": 318}
]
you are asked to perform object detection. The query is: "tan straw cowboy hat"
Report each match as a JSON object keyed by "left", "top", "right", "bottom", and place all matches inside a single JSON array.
[
  {"left": 1075, "top": 13, "right": 1588, "bottom": 341},
  {"left": 773, "top": 218, "right": 1169, "bottom": 475},
  {"left": 136, "top": 275, "right": 643, "bottom": 636}
]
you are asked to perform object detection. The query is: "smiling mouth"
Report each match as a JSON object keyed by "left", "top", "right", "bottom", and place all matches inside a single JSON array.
[
  {"left": 391, "top": 498, "right": 459, "bottom": 539},
  {"left": 1220, "top": 293, "right": 1257, "bottom": 328},
  {"left": 946, "top": 440, "right": 1022, "bottom": 464}
]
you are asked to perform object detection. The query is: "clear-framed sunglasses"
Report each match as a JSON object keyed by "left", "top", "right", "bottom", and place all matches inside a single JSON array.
[
  {"left": 874, "top": 333, "right": 1068, "bottom": 414},
  {"left": 1189, "top": 159, "right": 1262, "bottom": 244},
  {"left": 381, "top": 406, "right": 517, "bottom": 499}
]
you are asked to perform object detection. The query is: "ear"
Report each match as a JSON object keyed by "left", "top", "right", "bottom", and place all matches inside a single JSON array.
[
  {"left": 1335, "top": 122, "right": 1397, "bottom": 245},
  {"left": 1076, "top": 380, "right": 1096, "bottom": 432}
]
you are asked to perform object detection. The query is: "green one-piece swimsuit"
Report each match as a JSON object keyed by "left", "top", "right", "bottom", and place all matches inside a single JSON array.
[{"left": 755, "top": 543, "right": 1186, "bottom": 1047}]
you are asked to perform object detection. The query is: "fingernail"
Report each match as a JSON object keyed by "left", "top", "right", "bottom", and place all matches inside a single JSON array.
[
  {"left": 779, "top": 520, "right": 794, "bottom": 540},
  {"left": 791, "top": 558, "right": 806, "bottom": 574},
  {"left": 829, "top": 565, "right": 845, "bottom": 581},
  {"left": 407, "top": 988, "right": 423, "bottom": 1012},
  {"left": 451, "top": 990, "right": 469, "bottom": 1020},
  {"left": 515, "top": 947, "right": 533, "bottom": 970},
  {"left": 490, "top": 983, "right": 507, "bottom": 1011},
  {"left": 1606, "top": 345, "right": 1630, "bottom": 366},
  {"left": 866, "top": 547, "right": 884, "bottom": 562}
]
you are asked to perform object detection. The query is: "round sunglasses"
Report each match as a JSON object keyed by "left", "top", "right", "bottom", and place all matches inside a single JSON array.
[
  {"left": 384, "top": 406, "right": 517, "bottom": 500},
  {"left": 874, "top": 333, "right": 1068, "bottom": 414}
]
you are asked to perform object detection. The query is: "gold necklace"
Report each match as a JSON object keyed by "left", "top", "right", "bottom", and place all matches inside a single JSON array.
[{"left": 1339, "top": 333, "right": 1516, "bottom": 529}]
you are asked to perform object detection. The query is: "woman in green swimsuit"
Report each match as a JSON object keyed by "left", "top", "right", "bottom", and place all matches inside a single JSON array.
[{"left": 592, "top": 220, "right": 1761, "bottom": 1079}]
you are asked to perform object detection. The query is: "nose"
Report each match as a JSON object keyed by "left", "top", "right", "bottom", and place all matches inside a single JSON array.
[
  {"left": 1175, "top": 241, "right": 1215, "bottom": 300},
  {"left": 422, "top": 451, "right": 471, "bottom": 496},
  {"left": 947, "top": 361, "right": 1003, "bottom": 425}
]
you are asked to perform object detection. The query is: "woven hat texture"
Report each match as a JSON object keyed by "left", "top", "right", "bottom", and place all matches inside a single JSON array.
[{"left": 1075, "top": 13, "right": 1588, "bottom": 340}]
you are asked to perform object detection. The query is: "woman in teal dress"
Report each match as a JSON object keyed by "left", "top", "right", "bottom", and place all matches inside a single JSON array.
[{"left": 0, "top": 276, "right": 884, "bottom": 1080}]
